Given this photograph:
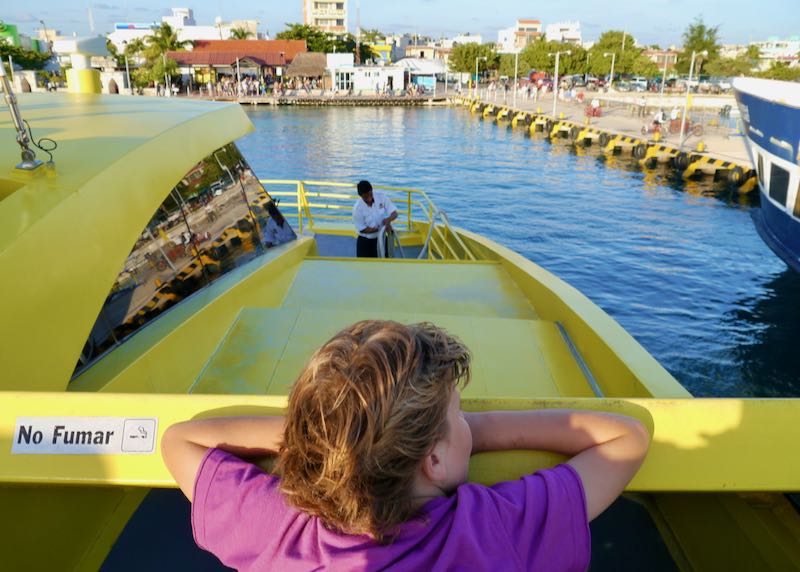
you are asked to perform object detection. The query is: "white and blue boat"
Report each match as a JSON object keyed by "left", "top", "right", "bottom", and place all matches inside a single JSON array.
[{"left": 734, "top": 78, "right": 800, "bottom": 271}]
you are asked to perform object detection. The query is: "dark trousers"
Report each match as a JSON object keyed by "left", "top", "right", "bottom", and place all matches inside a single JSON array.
[{"left": 357, "top": 235, "right": 387, "bottom": 258}]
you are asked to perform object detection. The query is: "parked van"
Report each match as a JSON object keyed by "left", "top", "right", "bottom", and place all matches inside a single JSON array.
[{"left": 631, "top": 77, "right": 648, "bottom": 91}]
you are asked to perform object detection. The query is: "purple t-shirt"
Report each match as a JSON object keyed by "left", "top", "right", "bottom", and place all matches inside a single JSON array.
[{"left": 192, "top": 448, "right": 590, "bottom": 571}]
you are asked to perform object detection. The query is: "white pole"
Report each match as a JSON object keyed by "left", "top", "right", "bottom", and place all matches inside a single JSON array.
[
  {"left": 124, "top": 54, "right": 132, "bottom": 95},
  {"left": 679, "top": 51, "right": 696, "bottom": 150},
  {"left": 513, "top": 50, "right": 519, "bottom": 108},
  {"left": 660, "top": 53, "right": 668, "bottom": 98},
  {"left": 236, "top": 57, "right": 241, "bottom": 96},
  {"left": 609, "top": 53, "right": 615, "bottom": 89},
  {"left": 474, "top": 57, "right": 478, "bottom": 98},
  {"left": 551, "top": 51, "right": 560, "bottom": 117},
  {"left": 162, "top": 53, "right": 170, "bottom": 97}
]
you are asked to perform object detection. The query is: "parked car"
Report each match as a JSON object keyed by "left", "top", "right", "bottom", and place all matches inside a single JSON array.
[{"left": 630, "top": 77, "right": 648, "bottom": 91}]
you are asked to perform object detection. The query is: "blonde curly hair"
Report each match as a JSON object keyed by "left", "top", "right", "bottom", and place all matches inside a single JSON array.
[{"left": 276, "top": 320, "right": 471, "bottom": 541}]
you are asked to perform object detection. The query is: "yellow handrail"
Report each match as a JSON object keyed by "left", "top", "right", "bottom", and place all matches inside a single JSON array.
[{"left": 259, "top": 179, "right": 477, "bottom": 261}]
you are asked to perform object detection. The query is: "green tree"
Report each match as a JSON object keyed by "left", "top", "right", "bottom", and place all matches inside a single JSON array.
[
  {"left": 503, "top": 39, "right": 588, "bottom": 77},
  {"left": 145, "top": 22, "right": 192, "bottom": 59},
  {"left": 758, "top": 62, "right": 800, "bottom": 81},
  {"left": 276, "top": 23, "right": 371, "bottom": 61},
  {"left": 448, "top": 43, "right": 498, "bottom": 75},
  {"left": 0, "top": 43, "right": 51, "bottom": 69},
  {"left": 360, "top": 28, "right": 385, "bottom": 43},
  {"left": 587, "top": 31, "right": 645, "bottom": 77},
  {"left": 123, "top": 38, "right": 147, "bottom": 63},
  {"left": 676, "top": 17, "right": 720, "bottom": 75},
  {"left": 704, "top": 55, "right": 755, "bottom": 77},
  {"left": 230, "top": 27, "right": 253, "bottom": 40},
  {"left": 132, "top": 55, "right": 179, "bottom": 87},
  {"left": 105, "top": 39, "right": 126, "bottom": 68},
  {"left": 276, "top": 23, "right": 332, "bottom": 52}
]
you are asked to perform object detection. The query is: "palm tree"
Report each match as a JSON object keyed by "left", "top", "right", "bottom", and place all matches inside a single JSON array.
[
  {"left": 146, "top": 23, "right": 192, "bottom": 57},
  {"left": 230, "top": 27, "right": 253, "bottom": 40}
]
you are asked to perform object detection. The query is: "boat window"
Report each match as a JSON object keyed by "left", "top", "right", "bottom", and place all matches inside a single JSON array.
[
  {"left": 794, "top": 178, "right": 800, "bottom": 219},
  {"left": 73, "top": 143, "right": 296, "bottom": 377},
  {"left": 769, "top": 163, "right": 790, "bottom": 207}
]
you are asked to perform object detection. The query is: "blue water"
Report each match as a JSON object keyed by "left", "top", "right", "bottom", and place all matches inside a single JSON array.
[{"left": 238, "top": 106, "right": 800, "bottom": 398}]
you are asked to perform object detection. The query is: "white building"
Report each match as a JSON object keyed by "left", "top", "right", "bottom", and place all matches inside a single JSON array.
[
  {"left": 545, "top": 21, "right": 581, "bottom": 44},
  {"left": 750, "top": 37, "right": 800, "bottom": 70},
  {"left": 107, "top": 8, "right": 261, "bottom": 51},
  {"left": 452, "top": 33, "right": 483, "bottom": 46},
  {"left": 327, "top": 53, "right": 405, "bottom": 93},
  {"left": 497, "top": 19, "right": 542, "bottom": 54},
  {"left": 303, "top": 0, "right": 347, "bottom": 35}
]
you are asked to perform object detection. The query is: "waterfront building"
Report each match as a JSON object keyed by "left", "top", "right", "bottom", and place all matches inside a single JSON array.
[
  {"left": 385, "top": 33, "right": 413, "bottom": 62},
  {"left": 367, "top": 42, "right": 393, "bottom": 64},
  {"left": 327, "top": 53, "right": 405, "bottom": 93},
  {"left": 497, "top": 19, "right": 542, "bottom": 54},
  {"left": 404, "top": 44, "right": 436, "bottom": 60},
  {"left": 167, "top": 40, "right": 307, "bottom": 87},
  {"left": 107, "top": 8, "right": 262, "bottom": 51},
  {"left": 303, "top": 0, "right": 348, "bottom": 35},
  {"left": 720, "top": 44, "right": 748, "bottom": 59},
  {"left": 749, "top": 37, "right": 800, "bottom": 70},
  {"left": 451, "top": 33, "right": 483, "bottom": 46},
  {"left": 643, "top": 49, "right": 679, "bottom": 71},
  {"left": 545, "top": 21, "right": 582, "bottom": 44}
]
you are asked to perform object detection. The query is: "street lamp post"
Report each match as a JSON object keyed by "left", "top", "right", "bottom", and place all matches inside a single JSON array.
[
  {"left": 122, "top": 41, "right": 133, "bottom": 96},
  {"left": 679, "top": 49, "right": 707, "bottom": 149},
  {"left": 549, "top": 50, "right": 571, "bottom": 117},
  {"left": 512, "top": 49, "right": 520, "bottom": 108},
  {"left": 474, "top": 56, "right": 487, "bottom": 99},
  {"left": 603, "top": 52, "right": 616, "bottom": 89},
  {"left": 660, "top": 53, "right": 668, "bottom": 98}
]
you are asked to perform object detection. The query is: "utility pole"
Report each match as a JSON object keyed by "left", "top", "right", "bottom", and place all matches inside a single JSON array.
[{"left": 354, "top": 0, "right": 361, "bottom": 64}]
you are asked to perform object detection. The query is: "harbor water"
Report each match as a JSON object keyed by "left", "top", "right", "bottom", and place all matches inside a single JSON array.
[{"left": 239, "top": 105, "right": 800, "bottom": 398}]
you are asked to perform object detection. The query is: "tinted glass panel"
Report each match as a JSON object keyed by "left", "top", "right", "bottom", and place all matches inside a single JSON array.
[
  {"left": 769, "top": 163, "right": 790, "bottom": 207},
  {"left": 74, "top": 143, "right": 295, "bottom": 376},
  {"left": 794, "top": 180, "right": 800, "bottom": 219}
]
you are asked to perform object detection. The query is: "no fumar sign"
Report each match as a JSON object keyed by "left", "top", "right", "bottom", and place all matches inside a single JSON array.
[{"left": 12, "top": 417, "right": 158, "bottom": 455}]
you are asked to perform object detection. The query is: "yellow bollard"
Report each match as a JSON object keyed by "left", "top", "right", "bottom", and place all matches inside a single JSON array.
[
  {"left": 536, "top": 106, "right": 542, "bottom": 114},
  {"left": 584, "top": 117, "right": 590, "bottom": 126},
  {"left": 559, "top": 112, "right": 565, "bottom": 119},
  {"left": 696, "top": 141, "right": 707, "bottom": 152},
  {"left": 653, "top": 131, "right": 662, "bottom": 142}
]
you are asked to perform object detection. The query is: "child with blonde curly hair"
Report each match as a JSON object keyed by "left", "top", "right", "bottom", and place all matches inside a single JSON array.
[{"left": 162, "top": 320, "right": 649, "bottom": 571}]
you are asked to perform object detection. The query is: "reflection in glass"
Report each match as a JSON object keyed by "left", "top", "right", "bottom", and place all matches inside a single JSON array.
[{"left": 74, "top": 143, "right": 296, "bottom": 376}]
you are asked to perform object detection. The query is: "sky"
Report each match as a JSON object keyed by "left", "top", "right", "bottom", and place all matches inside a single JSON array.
[{"left": 9, "top": 0, "right": 799, "bottom": 47}]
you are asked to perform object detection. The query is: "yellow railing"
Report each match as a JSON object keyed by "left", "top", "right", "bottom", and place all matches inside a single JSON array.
[{"left": 259, "top": 180, "right": 476, "bottom": 261}]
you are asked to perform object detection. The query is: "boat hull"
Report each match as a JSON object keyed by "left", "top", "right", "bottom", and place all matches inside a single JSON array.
[{"left": 734, "top": 77, "right": 800, "bottom": 270}]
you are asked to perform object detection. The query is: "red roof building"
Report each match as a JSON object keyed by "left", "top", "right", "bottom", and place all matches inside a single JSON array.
[{"left": 190, "top": 40, "right": 308, "bottom": 64}]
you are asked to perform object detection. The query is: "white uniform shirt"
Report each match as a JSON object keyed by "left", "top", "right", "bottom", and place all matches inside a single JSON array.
[{"left": 352, "top": 191, "right": 397, "bottom": 239}]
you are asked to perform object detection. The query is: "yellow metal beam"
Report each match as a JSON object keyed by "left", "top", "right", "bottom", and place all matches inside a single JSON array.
[{"left": 2, "top": 392, "right": 799, "bottom": 492}]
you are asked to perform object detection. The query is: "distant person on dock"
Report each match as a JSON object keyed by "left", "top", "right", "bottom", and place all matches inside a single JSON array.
[
  {"left": 352, "top": 180, "right": 398, "bottom": 258},
  {"left": 637, "top": 95, "right": 647, "bottom": 118},
  {"left": 162, "top": 320, "right": 651, "bottom": 571}
]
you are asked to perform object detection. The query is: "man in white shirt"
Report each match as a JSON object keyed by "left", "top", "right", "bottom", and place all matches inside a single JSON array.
[{"left": 352, "top": 180, "right": 398, "bottom": 258}]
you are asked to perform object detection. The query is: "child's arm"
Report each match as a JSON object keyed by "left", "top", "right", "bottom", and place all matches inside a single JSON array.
[
  {"left": 464, "top": 410, "right": 649, "bottom": 521},
  {"left": 161, "top": 416, "right": 285, "bottom": 502}
]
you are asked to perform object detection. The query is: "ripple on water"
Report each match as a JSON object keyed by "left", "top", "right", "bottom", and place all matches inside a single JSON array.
[{"left": 239, "top": 106, "right": 799, "bottom": 397}]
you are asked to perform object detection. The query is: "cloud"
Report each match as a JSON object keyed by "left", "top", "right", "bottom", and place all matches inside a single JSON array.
[
  {"left": 92, "top": 3, "right": 119, "bottom": 9},
  {"left": 8, "top": 13, "right": 40, "bottom": 23}
]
